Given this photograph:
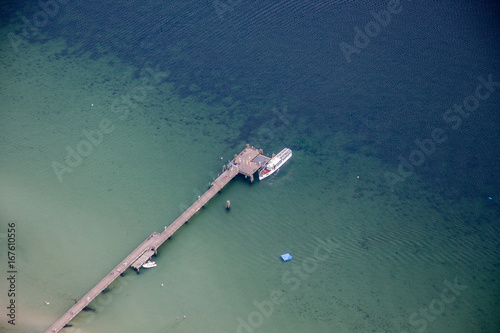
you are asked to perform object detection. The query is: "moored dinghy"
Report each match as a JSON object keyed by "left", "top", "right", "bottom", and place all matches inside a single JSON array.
[{"left": 142, "top": 260, "right": 157, "bottom": 268}]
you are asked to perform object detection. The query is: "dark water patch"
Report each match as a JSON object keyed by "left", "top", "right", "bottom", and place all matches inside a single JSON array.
[{"left": 6, "top": 0, "right": 499, "bottom": 198}]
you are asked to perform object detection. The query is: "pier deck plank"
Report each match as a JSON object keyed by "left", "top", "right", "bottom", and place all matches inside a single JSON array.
[
  {"left": 44, "top": 232, "right": 160, "bottom": 332},
  {"left": 45, "top": 147, "right": 267, "bottom": 333}
]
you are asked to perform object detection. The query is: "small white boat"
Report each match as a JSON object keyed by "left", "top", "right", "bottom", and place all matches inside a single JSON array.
[{"left": 142, "top": 260, "right": 157, "bottom": 268}]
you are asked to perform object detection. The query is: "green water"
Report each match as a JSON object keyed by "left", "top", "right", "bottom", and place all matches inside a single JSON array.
[{"left": 0, "top": 19, "right": 498, "bottom": 333}]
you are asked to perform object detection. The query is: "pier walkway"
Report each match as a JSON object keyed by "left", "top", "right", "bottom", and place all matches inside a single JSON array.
[{"left": 45, "top": 146, "right": 269, "bottom": 333}]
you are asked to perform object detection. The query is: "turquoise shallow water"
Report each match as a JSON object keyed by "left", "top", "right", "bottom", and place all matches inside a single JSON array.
[{"left": 1, "top": 1, "right": 499, "bottom": 332}]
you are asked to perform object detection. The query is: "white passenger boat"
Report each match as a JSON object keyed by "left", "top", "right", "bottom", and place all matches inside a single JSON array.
[{"left": 258, "top": 148, "right": 292, "bottom": 180}]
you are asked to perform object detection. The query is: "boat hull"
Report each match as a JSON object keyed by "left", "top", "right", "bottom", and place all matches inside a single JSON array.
[
  {"left": 142, "top": 261, "right": 157, "bottom": 268},
  {"left": 259, "top": 148, "right": 292, "bottom": 180}
]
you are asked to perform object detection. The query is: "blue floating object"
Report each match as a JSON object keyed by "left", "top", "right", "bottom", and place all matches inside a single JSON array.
[
  {"left": 281, "top": 253, "right": 292, "bottom": 261},
  {"left": 488, "top": 197, "right": 492, "bottom": 200}
]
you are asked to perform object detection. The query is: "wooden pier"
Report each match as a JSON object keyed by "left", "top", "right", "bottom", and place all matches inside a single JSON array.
[{"left": 45, "top": 145, "right": 270, "bottom": 333}]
